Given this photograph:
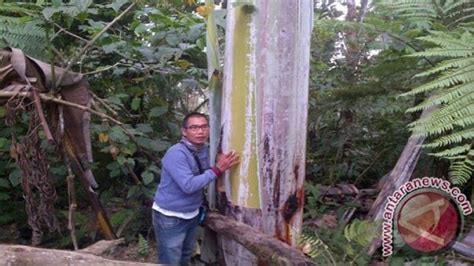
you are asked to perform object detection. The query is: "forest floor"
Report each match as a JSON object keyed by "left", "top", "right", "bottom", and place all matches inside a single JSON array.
[
  {"left": 102, "top": 241, "right": 158, "bottom": 264},
  {"left": 101, "top": 240, "right": 206, "bottom": 265},
  {"left": 0, "top": 221, "right": 208, "bottom": 265}
]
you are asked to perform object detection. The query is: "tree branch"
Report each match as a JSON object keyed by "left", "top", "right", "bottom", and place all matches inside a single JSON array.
[
  {"left": 90, "top": 91, "right": 119, "bottom": 117},
  {"left": 55, "top": 2, "right": 136, "bottom": 87},
  {"left": 0, "top": 91, "right": 160, "bottom": 160},
  {"left": 67, "top": 167, "right": 79, "bottom": 250},
  {"left": 0, "top": 91, "right": 123, "bottom": 125}
]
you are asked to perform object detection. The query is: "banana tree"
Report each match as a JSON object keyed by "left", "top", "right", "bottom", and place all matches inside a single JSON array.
[{"left": 219, "top": 0, "right": 313, "bottom": 264}]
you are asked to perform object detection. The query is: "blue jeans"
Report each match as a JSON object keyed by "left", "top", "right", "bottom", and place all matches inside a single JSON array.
[{"left": 152, "top": 210, "right": 199, "bottom": 266}]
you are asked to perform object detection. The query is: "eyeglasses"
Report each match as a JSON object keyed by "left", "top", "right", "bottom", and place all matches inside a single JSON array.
[{"left": 186, "top": 124, "right": 209, "bottom": 131}]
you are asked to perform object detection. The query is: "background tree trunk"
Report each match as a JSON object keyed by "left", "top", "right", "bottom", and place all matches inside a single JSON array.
[
  {"left": 366, "top": 107, "right": 434, "bottom": 255},
  {"left": 220, "top": 1, "right": 313, "bottom": 264}
]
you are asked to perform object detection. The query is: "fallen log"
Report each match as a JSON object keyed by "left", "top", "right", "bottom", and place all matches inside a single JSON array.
[
  {"left": 0, "top": 242, "right": 156, "bottom": 266},
  {"left": 316, "top": 184, "right": 378, "bottom": 223},
  {"left": 79, "top": 238, "right": 125, "bottom": 255},
  {"left": 205, "top": 211, "right": 315, "bottom": 266},
  {"left": 318, "top": 185, "right": 378, "bottom": 197}
]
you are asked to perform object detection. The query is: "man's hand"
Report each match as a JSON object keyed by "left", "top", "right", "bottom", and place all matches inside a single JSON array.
[{"left": 215, "top": 151, "right": 240, "bottom": 172}]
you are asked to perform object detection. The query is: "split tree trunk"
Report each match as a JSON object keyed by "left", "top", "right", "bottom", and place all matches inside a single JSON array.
[
  {"left": 220, "top": 1, "right": 313, "bottom": 264},
  {"left": 203, "top": 0, "right": 223, "bottom": 261},
  {"left": 367, "top": 107, "right": 434, "bottom": 254}
]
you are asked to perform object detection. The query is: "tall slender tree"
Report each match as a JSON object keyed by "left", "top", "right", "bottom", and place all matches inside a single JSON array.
[{"left": 219, "top": 0, "right": 313, "bottom": 264}]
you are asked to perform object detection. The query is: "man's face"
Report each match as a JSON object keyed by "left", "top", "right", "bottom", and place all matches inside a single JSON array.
[{"left": 181, "top": 116, "right": 209, "bottom": 145}]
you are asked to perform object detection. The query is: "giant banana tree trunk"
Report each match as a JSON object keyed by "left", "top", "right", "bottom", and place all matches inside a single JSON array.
[{"left": 220, "top": 1, "right": 313, "bottom": 264}]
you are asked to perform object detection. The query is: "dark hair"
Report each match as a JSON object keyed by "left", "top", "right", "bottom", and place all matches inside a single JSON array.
[{"left": 182, "top": 112, "right": 208, "bottom": 128}]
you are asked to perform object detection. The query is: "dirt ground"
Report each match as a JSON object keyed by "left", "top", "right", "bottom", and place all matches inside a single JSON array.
[
  {"left": 103, "top": 240, "right": 207, "bottom": 265},
  {"left": 102, "top": 241, "right": 158, "bottom": 264}
]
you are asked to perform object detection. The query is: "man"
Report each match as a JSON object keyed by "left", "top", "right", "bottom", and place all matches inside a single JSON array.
[{"left": 153, "top": 112, "right": 239, "bottom": 265}]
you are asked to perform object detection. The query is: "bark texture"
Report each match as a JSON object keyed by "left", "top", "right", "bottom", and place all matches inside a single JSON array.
[{"left": 221, "top": 1, "right": 313, "bottom": 264}]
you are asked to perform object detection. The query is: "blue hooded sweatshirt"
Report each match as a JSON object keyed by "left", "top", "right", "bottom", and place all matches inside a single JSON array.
[{"left": 154, "top": 139, "right": 216, "bottom": 213}]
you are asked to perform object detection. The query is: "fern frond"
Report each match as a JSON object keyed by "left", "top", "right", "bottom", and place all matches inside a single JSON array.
[
  {"left": 449, "top": 12, "right": 474, "bottom": 27},
  {"left": 386, "top": 2, "right": 436, "bottom": 17},
  {"left": 459, "top": 22, "right": 474, "bottom": 32},
  {"left": 381, "top": 0, "right": 474, "bottom": 29},
  {"left": 428, "top": 90, "right": 474, "bottom": 118},
  {"left": 410, "top": 97, "right": 474, "bottom": 135},
  {"left": 414, "top": 31, "right": 473, "bottom": 47},
  {"left": 402, "top": 27, "right": 474, "bottom": 184},
  {"left": 449, "top": 153, "right": 474, "bottom": 185},
  {"left": 408, "top": 47, "right": 473, "bottom": 58},
  {"left": 426, "top": 113, "right": 474, "bottom": 136},
  {"left": 430, "top": 144, "right": 471, "bottom": 157},
  {"left": 402, "top": 66, "right": 474, "bottom": 96},
  {"left": 415, "top": 58, "right": 474, "bottom": 77},
  {"left": 343, "top": 219, "right": 378, "bottom": 247},
  {"left": 0, "top": 15, "right": 47, "bottom": 59},
  {"left": 0, "top": 3, "right": 42, "bottom": 15},
  {"left": 298, "top": 232, "right": 336, "bottom": 265},
  {"left": 423, "top": 128, "right": 474, "bottom": 149},
  {"left": 410, "top": 92, "right": 474, "bottom": 133},
  {"left": 444, "top": 1, "right": 469, "bottom": 15},
  {"left": 407, "top": 83, "right": 473, "bottom": 112},
  {"left": 137, "top": 234, "right": 149, "bottom": 257}
]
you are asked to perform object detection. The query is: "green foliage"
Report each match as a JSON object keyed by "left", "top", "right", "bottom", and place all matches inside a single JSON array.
[
  {"left": 303, "top": 184, "right": 378, "bottom": 264},
  {"left": 306, "top": 9, "right": 424, "bottom": 186},
  {"left": 0, "top": 2, "right": 467, "bottom": 264},
  {"left": 301, "top": 219, "right": 378, "bottom": 265},
  {"left": 388, "top": 254, "right": 446, "bottom": 265},
  {"left": 137, "top": 234, "right": 149, "bottom": 257},
  {"left": 0, "top": 3, "right": 48, "bottom": 59},
  {"left": 59, "top": 210, "right": 91, "bottom": 247},
  {"left": 109, "top": 208, "right": 135, "bottom": 229},
  {"left": 307, "top": 60, "right": 413, "bottom": 186},
  {"left": 0, "top": 200, "right": 25, "bottom": 225},
  {"left": 343, "top": 219, "right": 378, "bottom": 247},
  {"left": 299, "top": 231, "right": 336, "bottom": 265},
  {"left": 368, "top": 0, "right": 474, "bottom": 186},
  {"left": 377, "top": 0, "right": 474, "bottom": 30},
  {"left": 0, "top": 0, "right": 209, "bottom": 247},
  {"left": 303, "top": 183, "right": 324, "bottom": 220},
  {"left": 401, "top": 31, "right": 474, "bottom": 185},
  {"left": 304, "top": 2, "right": 466, "bottom": 263}
]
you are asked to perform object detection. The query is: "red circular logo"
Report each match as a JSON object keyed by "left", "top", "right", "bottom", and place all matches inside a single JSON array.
[{"left": 395, "top": 189, "right": 461, "bottom": 253}]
